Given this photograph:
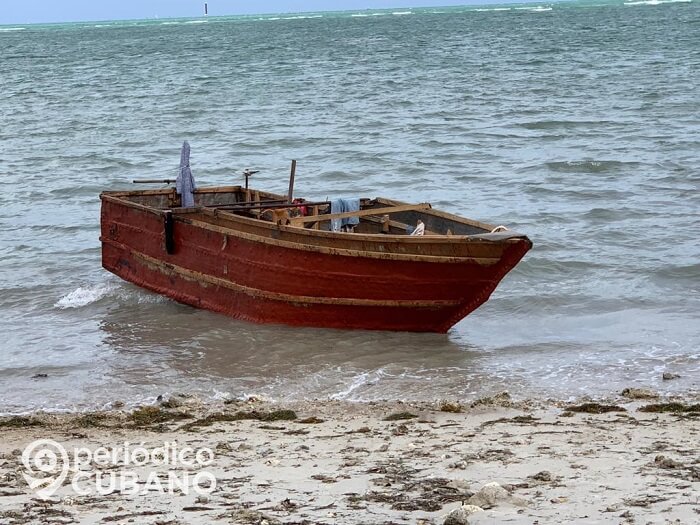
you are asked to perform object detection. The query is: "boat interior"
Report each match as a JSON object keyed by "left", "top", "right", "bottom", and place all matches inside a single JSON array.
[{"left": 106, "top": 186, "right": 498, "bottom": 237}]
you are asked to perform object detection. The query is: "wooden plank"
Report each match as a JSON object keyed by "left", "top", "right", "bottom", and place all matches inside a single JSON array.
[
  {"left": 182, "top": 216, "right": 500, "bottom": 264},
  {"left": 374, "top": 197, "right": 494, "bottom": 233},
  {"left": 122, "top": 243, "right": 462, "bottom": 308},
  {"left": 311, "top": 205, "right": 319, "bottom": 230},
  {"left": 253, "top": 190, "right": 261, "bottom": 219},
  {"left": 288, "top": 203, "right": 431, "bottom": 226},
  {"left": 363, "top": 214, "right": 439, "bottom": 235}
]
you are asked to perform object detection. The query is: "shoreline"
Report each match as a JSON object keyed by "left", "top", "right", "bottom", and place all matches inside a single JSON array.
[{"left": 1, "top": 394, "right": 698, "bottom": 524}]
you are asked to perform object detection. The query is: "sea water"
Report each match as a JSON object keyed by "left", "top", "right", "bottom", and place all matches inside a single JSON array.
[{"left": 0, "top": 1, "right": 698, "bottom": 412}]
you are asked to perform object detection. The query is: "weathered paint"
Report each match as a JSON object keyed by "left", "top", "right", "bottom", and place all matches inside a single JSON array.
[{"left": 100, "top": 191, "right": 531, "bottom": 332}]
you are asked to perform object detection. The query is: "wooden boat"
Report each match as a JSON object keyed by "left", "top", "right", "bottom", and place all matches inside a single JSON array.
[{"left": 100, "top": 185, "right": 531, "bottom": 333}]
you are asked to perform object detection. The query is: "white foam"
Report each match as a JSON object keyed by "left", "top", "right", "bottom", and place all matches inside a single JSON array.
[
  {"left": 330, "top": 372, "right": 369, "bottom": 400},
  {"left": 392, "top": 11, "right": 413, "bottom": 15},
  {"left": 185, "top": 20, "right": 207, "bottom": 24},
  {"left": 55, "top": 284, "right": 117, "bottom": 309},
  {"left": 282, "top": 15, "right": 323, "bottom": 19},
  {"left": 55, "top": 283, "right": 165, "bottom": 309},
  {"left": 515, "top": 6, "right": 553, "bottom": 11},
  {"left": 238, "top": 392, "right": 276, "bottom": 403},
  {"left": 330, "top": 369, "right": 386, "bottom": 401},
  {"left": 0, "top": 27, "right": 26, "bottom": 32},
  {"left": 625, "top": 0, "right": 691, "bottom": 4},
  {"left": 211, "top": 390, "right": 233, "bottom": 401}
]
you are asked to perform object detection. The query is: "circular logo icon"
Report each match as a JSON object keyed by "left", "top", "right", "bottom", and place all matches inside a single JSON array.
[{"left": 22, "top": 439, "right": 70, "bottom": 499}]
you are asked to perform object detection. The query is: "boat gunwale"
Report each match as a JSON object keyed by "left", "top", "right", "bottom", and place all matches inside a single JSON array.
[
  {"left": 100, "top": 188, "right": 529, "bottom": 251},
  {"left": 180, "top": 216, "right": 502, "bottom": 264}
]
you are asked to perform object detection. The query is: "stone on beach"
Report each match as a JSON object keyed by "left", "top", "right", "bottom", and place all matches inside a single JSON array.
[
  {"left": 528, "top": 470, "right": 553, "bottom": 482},
  {"left": 470, "top": 392, "right": 512, "bottom": 408},
  {"left": 467, "top": 481, "right": 525, "bottom": 509},
  {"left": 621, "top": 387, "right": 658, "bottom": 400},
  {"left": 443, "top": 504, "right": 484, "bottom": 525}
]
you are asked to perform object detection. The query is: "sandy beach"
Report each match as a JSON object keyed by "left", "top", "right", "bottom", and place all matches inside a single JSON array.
[{"left": 1, "top": 393, "right": 698, "bottom": 524}]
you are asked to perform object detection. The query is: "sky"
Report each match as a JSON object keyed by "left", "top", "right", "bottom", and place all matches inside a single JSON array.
[{"left": 0, "top": 0, "right": 522, "bottom": 25}]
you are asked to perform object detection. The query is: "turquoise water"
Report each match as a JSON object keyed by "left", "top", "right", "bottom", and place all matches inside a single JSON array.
[{"left": 0, "top": 1, "right": 698, "bottom": 412}]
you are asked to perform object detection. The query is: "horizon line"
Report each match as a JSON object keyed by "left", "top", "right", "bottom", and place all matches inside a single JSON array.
[{"left": 0, "top": 1, "right": 573, "bottom": 27}]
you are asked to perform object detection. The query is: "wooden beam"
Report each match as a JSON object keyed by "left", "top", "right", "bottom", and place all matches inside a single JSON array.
[
  {"left": 363, "top": 214, "right": 438, "bottom": 235},
  {"left": 288, "top": 203, "right": 431, "bottom": 226},
  {"left": 311, "top": 205, "right": 319, "bottom": 230},
  {"left": 214, "top": 201, "right": 330, "bottom": 212}
]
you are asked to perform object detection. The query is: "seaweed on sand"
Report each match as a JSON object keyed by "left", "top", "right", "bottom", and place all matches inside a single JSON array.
[
  {"left": 638, "top": 403, "right": 700, "bottom": 414},
  {"left": 0, "top": 416, "right": 44, "bottom": 429},
  {"left": 383, "top": 411, "right": 417, "bottom": 421},
  {"left": 439, "top": 401, "right": 463, "bottom": 413},
  {"left": 129, "top": 406, "right": 192, "bottom": 428},
  {"left": 565, "top": 403, "right": 626, "bottom": 414},
  {"left": 74, "top": 413, "right": 108, "bottom": 428},
  {"left": 180, "top": 409, "right": 297, "bottom": 431}
]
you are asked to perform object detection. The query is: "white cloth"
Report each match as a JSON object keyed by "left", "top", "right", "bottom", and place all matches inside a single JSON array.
[{"left": 410, "top": 221, "right": 425, "bottom": 236}]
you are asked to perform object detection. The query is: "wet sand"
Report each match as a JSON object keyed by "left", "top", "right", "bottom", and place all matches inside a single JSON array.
[{"left": 0, "top": 394, "right": 698, "bottom": 524}]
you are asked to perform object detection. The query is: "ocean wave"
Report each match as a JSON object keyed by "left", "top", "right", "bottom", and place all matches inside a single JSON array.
[
  {"left": 515, "top": 6, "right": 553, "bottom": 12},
  {"left": 545, "top": 160, "right": 641, "bottom": 174},
  {"left": 515, "top": 257, "right": 608, "bottom": 278},
  {"left": 0, "top": 27, "right": 26, "bottom": 32},
  {"left": 330, "top": 369, "right": 386, "bottom": 400},
  {"left": 55, "top": 283, "right": 165, "bottom": 309},
  {"left": 281, "top": 15, "right": 323, "bottom": 20},
  {"left": 582, "top": 207, "right": 649, "bottom": 221},
  {"left": 625, "top": 0, "right": 692, "bottom": 5},
  {"left": 518, "top": 119, "right": 614, "bottom": 130},
  {"left": 55, "top": 283, "right": 118, "bottom": 309},
  {"left": 653, "top": 263, "right": 700, "bottom": 281}
]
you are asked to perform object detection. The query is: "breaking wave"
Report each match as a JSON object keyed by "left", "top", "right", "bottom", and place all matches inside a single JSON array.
[
  {"left": 55, "top": 283, "right": 165, "bottom": 309},
  {"left": 55, "top": 284, "right": 118, "bottom": 309}
]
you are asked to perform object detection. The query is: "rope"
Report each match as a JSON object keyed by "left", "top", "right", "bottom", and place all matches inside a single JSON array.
[{"left": 490, "top": 225, "right": 509, "bottom": 233}]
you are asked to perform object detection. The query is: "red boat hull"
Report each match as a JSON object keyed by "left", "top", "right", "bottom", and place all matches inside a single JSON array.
[{"left": 100, "top": 194, "right": 531, "bottom": 332}]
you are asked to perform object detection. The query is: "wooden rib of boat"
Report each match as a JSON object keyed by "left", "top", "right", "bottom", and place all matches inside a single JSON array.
[{"left": 99, "top": 186, "right": 531, "bottom": 333}]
